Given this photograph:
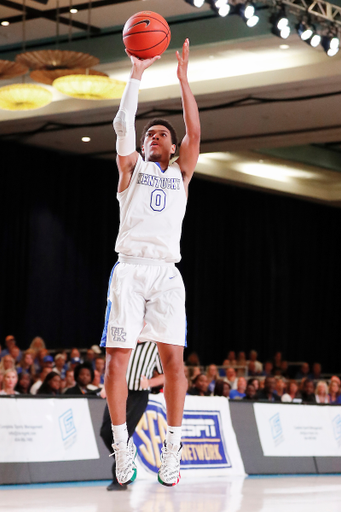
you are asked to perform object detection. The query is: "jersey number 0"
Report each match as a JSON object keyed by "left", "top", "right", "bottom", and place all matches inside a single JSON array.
[{"left": 150, "top": 189, "right": 166, "bottom": 212}]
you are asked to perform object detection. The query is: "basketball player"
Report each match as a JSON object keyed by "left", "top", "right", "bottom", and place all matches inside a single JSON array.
[{"left": 101, "top": 38, "right": 200, "bottom": 487}]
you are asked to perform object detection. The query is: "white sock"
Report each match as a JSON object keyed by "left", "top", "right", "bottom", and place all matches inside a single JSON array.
[
  {"left": 111, "top": 422, "right": 128, "bottom": 445},
  {"left": 166, "top": 426, "right": 182, "bottom": 447}
]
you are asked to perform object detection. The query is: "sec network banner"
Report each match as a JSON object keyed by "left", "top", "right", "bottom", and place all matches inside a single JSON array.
[{"left": 133, "top": 394, "right": 245, "bottom": 479}]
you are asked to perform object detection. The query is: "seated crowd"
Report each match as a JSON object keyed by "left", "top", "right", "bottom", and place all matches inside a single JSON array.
[
  {"left": 184, "top": 350, "right": 341, "bottom": 404},
  {"left": 1, "top": 336, "right": 340, "bottom": 404},
  {"left": 0, "top": 335, "right": 105, "bottom": 396}
]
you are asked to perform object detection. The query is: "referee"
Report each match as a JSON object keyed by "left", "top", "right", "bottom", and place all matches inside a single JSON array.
[{"left": 100, "top": 341, "right": 164, "bottom": 491}]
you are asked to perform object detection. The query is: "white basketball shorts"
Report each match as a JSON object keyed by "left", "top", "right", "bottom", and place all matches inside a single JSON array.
[{"left": 100, "top": 256, "right": 187, "bottom": 349}]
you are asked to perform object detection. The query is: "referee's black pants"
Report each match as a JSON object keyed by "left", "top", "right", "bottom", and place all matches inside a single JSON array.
[{"left": 100, "top": 390, "right": 149, "bottom": 482}]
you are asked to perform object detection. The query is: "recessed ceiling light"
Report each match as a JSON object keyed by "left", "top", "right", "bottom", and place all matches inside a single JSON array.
[
  {"left": 70, "top": 8, "right": 78, "bottom": 13},
  {"left": 279, "top": 44, "right": 290, "bottom": 49},
  {"left": 81, "top": 136, "right": 91, "bottom": 143},
  {"left": 1, "top": 21, "right": 10, "bottom": 26}
]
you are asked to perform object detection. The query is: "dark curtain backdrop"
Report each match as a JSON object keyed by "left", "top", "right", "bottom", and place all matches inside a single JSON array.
[{"left": 1, "top": 140, "right": 341, "bottom": 372}]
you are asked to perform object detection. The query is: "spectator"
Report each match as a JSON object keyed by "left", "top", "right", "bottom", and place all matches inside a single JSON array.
[
  {"left": 70, "top": 348, "right": 82, "bottom": 362},
  {"left": 0, "top": 369, "right": 19, "bottom": 395},
  {"left": 214, "top": 379, "right": 230, "bottom": 397},
  {"left": 37, "top": 371, "right": 62, "bottom": 395},
  {"left": 69, "top": 357, "right": 82, "bottom": 372},
  {"left": 0, "top": 354, "right": 15, "bottom": 373},
  {"left": 273, "top": 352, "right": 282, "bottom": 375},
  {"left": 88, "top": 370, "right": 102, "bottom": 390},
  {"left": 187, "top": 374, "right": 211, "bottom": 396},
  {"left": 315, "top": 381, "right": 329, "bottom": 404},
  {"left": 247, "top": 350, "right": 263, "bottom": 374},
  {"left": 299, "top": 378, "right": 316, "bottom": 403},
  {"left": 95, "top": 357, "right": 105, "bottom": 385},
  {"left": 15, "top": 372, "right": 33, "bottom": 395},
  {"left": 275, "top": 377, "right": 287, "bottom": 399},
  {"left": 236, "top": 352, "right": 247, "bottom": 375},
  {"left": 281, "top": 380, "right": 300, "bottom": 402},
  {"left": 34, "top": 349, "right": 50, "bottom": 373},
  {"left": 309, "top": 363, "right": 322, "bottom": 381},
  {"left": 328, "top": 380, "right": 341, "bottom": 404},
  {"left": 243, "top": 382, "right": 257, "bottom": 400},
  {"left": 85, "top": 348, "right": 96, "bottom": 368},
  {"left": 0, "top": 335, "right": 20, "bottom": 360},
  {"left": 223, "top": 351, "right": 237, "bottom": 367},
  {"left": 30, "top": 367, "right": 53, "bottom": 395},
  {"left": 331, "top": 375, "right": 341, "bottom": 386},
  {"left": 257, "top": 376, "right": 281, "bottom": 401},
  {"left": 62, "top": 369, "right": 76, "bottom": 393},
  {"left": 280, "top": 360, "right": 290, "bottom": 378},
  {"left": 42, "top": 355, "right": 54, "bottom": 370},
  {"left": 224, "top": 367, "right": 238, "bottom": 390},
  {"left": 206, "top": 364, "right": 219, "bottom": 394},
  {"left": 188, "top": 365, "right": 201, "bottom": 386},
  {"left": 295, "top": 362, "right": 310, "bottom": 380},
  {"left": 262, "top": 361, "right": 274, "bottom": 377},
  {"left": 186, "top": 351, "right": 200, "bottom": 367},
  {"left": 248, "top": 377, "right": 259, "bottom": 392},
  {"left": 17, "top": 349, "right": 36, "bottom": 378},
  {"left": 230, "top": 377, "right": 247, "bottom": 399},
  {"left": 64, "top": 363, "right": 100, "bottom": 395},
  {"left": 9, "top": 345, "right": 21, "bottom": 364},
  {"left": 53, "top": 353, "right": 67, "bottom": 379},
  {"left": 29, "top": 336, "right": 46, "bottom": 352},
  {"left": 247, "top": 361, "right": 258, "bottom": 377}
]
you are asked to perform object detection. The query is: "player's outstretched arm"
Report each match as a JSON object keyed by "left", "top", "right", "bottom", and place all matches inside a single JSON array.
[
  {"left": 175, "top": 39, "right": 201, "bottom": 193},
  {"left": 114, "top": 52, "right": 160, "bottom": 193}
]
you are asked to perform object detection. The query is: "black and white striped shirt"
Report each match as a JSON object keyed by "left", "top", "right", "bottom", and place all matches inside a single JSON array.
[{"left": 126, "top": 341, "right": 163, "bottom": 391}]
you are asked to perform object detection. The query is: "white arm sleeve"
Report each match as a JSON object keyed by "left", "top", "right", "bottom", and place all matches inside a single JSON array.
[{"left": 113, "top": 78, "right": 140, "bottom": 157}]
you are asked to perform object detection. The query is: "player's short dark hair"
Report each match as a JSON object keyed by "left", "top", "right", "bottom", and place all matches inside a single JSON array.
[{"left": 140, "top": 118, "right": 178, "bottom": 148}]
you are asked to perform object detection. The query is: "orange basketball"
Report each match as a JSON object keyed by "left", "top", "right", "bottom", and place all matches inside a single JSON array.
[{"left": 123, "top": 11, "right": 171, "bottom": 60}]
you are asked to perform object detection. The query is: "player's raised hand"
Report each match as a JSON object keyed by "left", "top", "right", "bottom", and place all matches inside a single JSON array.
[
  {"left": 176, "top": 38, "right": 189, "bottom": 83},
  {"left": 126, "top": 50, "right": 161, "bottom": 80}
]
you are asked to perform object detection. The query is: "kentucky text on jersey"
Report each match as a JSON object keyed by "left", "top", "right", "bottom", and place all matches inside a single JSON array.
[{"left": 137, "top": 173, "right": 181, "bottom": 190}]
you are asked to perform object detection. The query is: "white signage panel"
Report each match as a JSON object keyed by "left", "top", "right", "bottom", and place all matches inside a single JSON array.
[
  {"left": 254, "top": 403, "right": 341, "bottom": 457},
  {"left": 0, "top": 398, "right": 99, "bottom": 462}
]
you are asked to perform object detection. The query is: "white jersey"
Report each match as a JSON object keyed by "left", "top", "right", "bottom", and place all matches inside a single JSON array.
[{"left": 115, "top": 155, "right": 187, "bottom": 263}]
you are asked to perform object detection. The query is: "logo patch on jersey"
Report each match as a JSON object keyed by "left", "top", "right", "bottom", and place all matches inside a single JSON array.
[{"left": 111, "top": 327, "right": 127, "bottom": 343}]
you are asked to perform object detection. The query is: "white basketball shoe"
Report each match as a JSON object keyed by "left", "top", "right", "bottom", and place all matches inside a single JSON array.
[
  {"left": 111, "top": 437, "right": 137, "bottom": 486},
  {"left": 158, "top": 441, "right": 182, "bottom": 486}
]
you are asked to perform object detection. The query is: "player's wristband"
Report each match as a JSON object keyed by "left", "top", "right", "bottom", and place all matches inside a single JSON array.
[{"left": 113, "top": 78, "right": 140, "bottom": 156}]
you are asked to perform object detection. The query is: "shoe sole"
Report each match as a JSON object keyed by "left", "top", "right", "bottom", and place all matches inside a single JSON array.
[{"left": 157, "top": 472, "right": 180, "bottom": 487}]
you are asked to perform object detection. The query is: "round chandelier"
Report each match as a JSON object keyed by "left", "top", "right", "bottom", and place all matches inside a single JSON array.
[
  {"left": 30, "top": 67, "right": 108, "bottom": 85},
  {"left": 15, "top": 50, "right": 99, "bottom": 71},
  {"left": 0, "top": 60, "right": 29, "bottom": 79},
  {"left": 0, "top": 83, "right": 53, "bottom": 111},
  {"left": 53, "top": 75, "right": 126, "bottom": 100}
]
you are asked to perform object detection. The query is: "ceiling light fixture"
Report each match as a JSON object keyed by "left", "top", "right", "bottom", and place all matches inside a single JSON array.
[
  {"left": 81, "top": 136, "right": 91, "bottom": 142},
  {"left": 210, "top": 0, "right": 231, "bottom": 17},
  {"left": 321, "top": 33, "right": 340, "bottom": 56},
  {"left": 184, "top": 0, "right": 205, "bottom": 7},
  {"left": 270, "top": 7, "right": 291, "bottom": 39},
  {"left": 53, "top": 75, "right": 126, "bottom": 100},
  {"left": 1, "top": 21, "right": 10, "bottom": 26},
  {"left": 0, "top": 83, "right": 53, "bottom": 111},
  {"left": 296, "top": 20, "right": 314, "bottom": 40}
]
